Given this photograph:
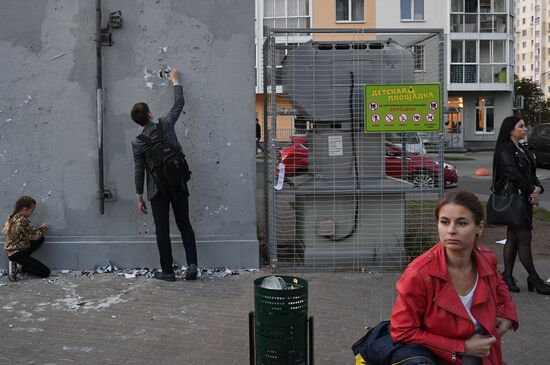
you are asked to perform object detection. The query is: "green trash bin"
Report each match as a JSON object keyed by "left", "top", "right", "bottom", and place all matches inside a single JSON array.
[{"left": 253, "top": 276, "right": 309, "bottom": 365}]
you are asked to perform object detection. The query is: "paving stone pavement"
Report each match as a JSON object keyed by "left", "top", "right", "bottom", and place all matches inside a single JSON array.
[{"left": 1, "top": 263, "right": 550, "bottom": 365}]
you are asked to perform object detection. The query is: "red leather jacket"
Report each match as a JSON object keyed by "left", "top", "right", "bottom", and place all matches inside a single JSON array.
[{"left": 390, "top": 243, "right": 519, "bottom": 365}]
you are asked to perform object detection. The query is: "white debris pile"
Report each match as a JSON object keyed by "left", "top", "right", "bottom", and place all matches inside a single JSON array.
[{"left": 43, "top": 265, "right": 259, "bottom": 280}]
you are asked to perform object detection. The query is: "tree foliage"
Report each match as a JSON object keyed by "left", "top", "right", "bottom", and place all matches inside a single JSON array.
[{"left": 514, "top": 77, "right": 550, "bottom": 126}]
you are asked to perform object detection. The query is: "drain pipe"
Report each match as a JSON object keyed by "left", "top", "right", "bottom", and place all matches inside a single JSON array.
[{"left": 96, "top": 0, "right": 105, "bottom": 214}]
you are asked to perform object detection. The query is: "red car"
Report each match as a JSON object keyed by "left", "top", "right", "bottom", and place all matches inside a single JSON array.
[{"left": 278, "top": 136, "right": 458, "bottom": 189}]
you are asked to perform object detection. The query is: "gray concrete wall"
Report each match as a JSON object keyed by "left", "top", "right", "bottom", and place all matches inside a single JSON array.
[{"left": 0, "top": 0, "right": 258, "bottom": 269}]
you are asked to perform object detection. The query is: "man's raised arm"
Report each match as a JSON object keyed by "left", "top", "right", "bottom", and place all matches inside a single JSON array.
[{"left": 165, "top": 68, "right": 185, "bottom": 125}]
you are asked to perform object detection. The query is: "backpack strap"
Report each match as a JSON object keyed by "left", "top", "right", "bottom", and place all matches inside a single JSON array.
[
  {"left": 156, "top": 123, "right": 164, "bottom": 140},
  {"left": 137, "top": 134, "right": 152, "bottom": 144},
  {"left": 137, "top": 123, "right": 164, "bottom": 144}
]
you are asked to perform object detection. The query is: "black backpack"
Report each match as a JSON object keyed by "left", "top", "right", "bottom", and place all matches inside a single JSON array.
[{"left": 137, "top": 123, "right": 191, "bottom": 196}]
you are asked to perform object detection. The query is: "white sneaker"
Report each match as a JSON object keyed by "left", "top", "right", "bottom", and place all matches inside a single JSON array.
[{"left": 8, "top": 261, "right": 18, "bottom": 282}]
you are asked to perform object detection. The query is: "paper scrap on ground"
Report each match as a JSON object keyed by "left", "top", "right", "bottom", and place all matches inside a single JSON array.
[
  {"left": 496, "top": 239, "right": 506, "bottom": 245},
  {"left": 274, "top": 163, "right": 285, "bottom": 191}
]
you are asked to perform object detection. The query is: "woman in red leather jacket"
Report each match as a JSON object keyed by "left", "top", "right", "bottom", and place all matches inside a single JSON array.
[{"left": 390, "top": 190, "right": 518, "bottom": 365}]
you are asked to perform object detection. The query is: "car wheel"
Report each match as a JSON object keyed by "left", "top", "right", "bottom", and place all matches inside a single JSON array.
[{"left": 411, "top": 170, "right": 437, "bottom": 189}]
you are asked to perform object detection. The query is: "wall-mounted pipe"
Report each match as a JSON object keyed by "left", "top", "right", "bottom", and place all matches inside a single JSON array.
[{"left": 96, "top": 0, "right": 105, "bottom": 215}]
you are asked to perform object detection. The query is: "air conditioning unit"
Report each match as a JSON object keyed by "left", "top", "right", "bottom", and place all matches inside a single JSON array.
[{"left": 514, "top": 95, "right": 525, "bottom": 109}]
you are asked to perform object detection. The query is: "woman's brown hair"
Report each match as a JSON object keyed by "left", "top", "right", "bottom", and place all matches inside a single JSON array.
[
  {"left": 435, "top": 190, "right": 484, "bottom": 226},
  {"left": 2, "top": 196, "right": 36, "bottom": 236}
]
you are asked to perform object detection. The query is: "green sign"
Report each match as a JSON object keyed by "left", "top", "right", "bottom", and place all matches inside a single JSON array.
[{"left": 364, "top": 83, "right": 441, "bottom": 133}]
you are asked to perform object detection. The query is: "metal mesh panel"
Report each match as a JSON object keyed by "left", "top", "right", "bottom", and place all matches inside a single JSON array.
[{"left": 263, "top": 29, "right": 450, "bottom": 272}]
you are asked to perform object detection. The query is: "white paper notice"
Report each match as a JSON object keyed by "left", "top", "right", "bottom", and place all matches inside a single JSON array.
[
  {"left": 496, "top": 239, "right": 507, "bottom": 245},
  {"left": 328, "top": 136, "right": 343, "bottom": 157},
  {"left": 274, "top": 163, "right": 285, "bottom": 191}
]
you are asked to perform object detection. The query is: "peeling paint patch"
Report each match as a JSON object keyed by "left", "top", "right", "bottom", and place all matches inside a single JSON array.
[
  {"left": 82, "top": 294, "right": 127, "bottom": 310},
  {"left": 50, "top": 52, "right": 66, "bottom": 60},
  {"left": 16, "top": 310, "right": 33, "bottom": 322},
  {"left": 62, "top": 346, "right": 94, "bottom": 353},
  {"left": 12, "top": 327, "right": 43, "bottom": 333},
  {"left": 209, "top": 205, "right": 229, "bottom": 216},
  {"left": 2, "top": 301, "right": 18, "bottom": 311}
]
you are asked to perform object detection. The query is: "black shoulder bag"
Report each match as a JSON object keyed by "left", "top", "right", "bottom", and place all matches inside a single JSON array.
[{"left": 487, "top": 165, "right": 526, "bottom": 226}]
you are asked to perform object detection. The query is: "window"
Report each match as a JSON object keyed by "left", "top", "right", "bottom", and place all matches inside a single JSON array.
[
  {"left": 522, "top": 65, "right": 526, "bottom": 72},
  {"left": 412, "top": 45, "right": 424, "bottom": 71},
  {"left": 451, "top": 0, "right": 507, "bottom": 33},
  {"left": 336, "top": 0, "right": 364, "bottom": 22},
  {"left": 522, "top": 30, "right": 526, "bottom": 36},
  {"left": 475, "top": 97, "right": 495, "bottom": 133},
  {"left": 522, "top": 18, "right": 526, "bottom": 24},
  {"left": 479, "top": 40, "right": 506, "bottom": 83},
  {"left": 450, "top": 40, "right": 477, "bottom": 83},
  {"left": 401, "top": 0, "right": 424, "bottom": 20},
  {"left": 522, "top": 53, "right": 525, "bottom": 60},
  {"left": 465, "top": 0, "right": 477, "bottom": 12},
  {"left": 264, "top": 0, "right": 310, "bottom": 29},
  {"left": 522, "top": 42, "right": 526, "bottom": 48}
]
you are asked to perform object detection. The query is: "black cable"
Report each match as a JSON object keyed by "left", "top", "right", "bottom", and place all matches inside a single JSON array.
[{"left": 330, "top": 71, "right": 359, "bottom": 241}]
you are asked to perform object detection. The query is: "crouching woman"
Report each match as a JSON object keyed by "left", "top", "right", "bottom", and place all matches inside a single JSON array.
[
  {"left": 390, "top": 190, "right": 518, "bottom": 365},
  {"left": 3, "top": 196, "right": 50, "bottom": 281}
]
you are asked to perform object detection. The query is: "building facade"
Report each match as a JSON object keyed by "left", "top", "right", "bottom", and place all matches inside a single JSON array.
[
  {"left": 377, "top": 0, "right": 515, "bottom": 147},
  {"left": 255, "top": 0, "right": 374, "bottom": 140},
  {"left": 256, "top": 0, "right": 515, "bottom": 147},
  {"left": 0, "top": 0, "right": 259, "bottom": 269},
  {"left": 448, "top": 0, "right": 514, "bottom": 147},
  {"left": 515, "top": 0, "right": 550, "bottom": 96}
]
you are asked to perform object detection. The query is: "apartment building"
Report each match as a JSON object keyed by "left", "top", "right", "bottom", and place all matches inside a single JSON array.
[
  {"left": 515, "top": 0, "right": 550, "bottom": 96},
  {"left": 378, "top": 0, "right": 514, "bottom": 147},
  {"left": 256, "top": 0, "right": 514, "bottom": 147},
  {"left": 254, "top": 0, "right": 374, "bottom": 139}
]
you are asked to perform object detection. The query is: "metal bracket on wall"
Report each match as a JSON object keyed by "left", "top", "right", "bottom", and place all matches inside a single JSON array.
[
  {"left": 100, "top": 10, "right": 122, "bottom": 46},
  {"left": 103, "top": 186, "right": 116, "bottom": 202}
]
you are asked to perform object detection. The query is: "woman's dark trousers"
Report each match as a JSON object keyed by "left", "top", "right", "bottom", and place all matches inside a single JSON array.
[{"left": 9, "top": 237, "right": 50, "bottom": 278}]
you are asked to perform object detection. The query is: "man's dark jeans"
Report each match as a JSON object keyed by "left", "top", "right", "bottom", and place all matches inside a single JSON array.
[{"left": 150, "top": 192, "right": 197, "bottom": 273}]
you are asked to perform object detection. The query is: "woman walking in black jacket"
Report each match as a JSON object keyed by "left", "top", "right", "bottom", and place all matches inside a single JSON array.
[{"left": 493, "top": 116, "right": 550, "bottom": 295}]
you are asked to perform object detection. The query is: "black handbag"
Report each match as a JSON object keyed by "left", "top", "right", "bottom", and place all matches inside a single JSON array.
[{"left": 487, "top": 181, "right": 526, "bottom": 226}]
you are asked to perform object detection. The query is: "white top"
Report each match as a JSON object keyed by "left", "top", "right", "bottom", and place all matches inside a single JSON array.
[
  {"left": 459, "top": 274, "right": 482, "bottom": 365},
  {"left": 459, "top": 273, "right": 481, "bottom": 331}
]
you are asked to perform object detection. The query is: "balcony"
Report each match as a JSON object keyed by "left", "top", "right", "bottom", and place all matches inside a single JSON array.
[
  {"left": 451, "top": 13, "right": 508, "bottom": 33},
  {"left": 449, "top": 64, "right": 512, "bottom": 91}
]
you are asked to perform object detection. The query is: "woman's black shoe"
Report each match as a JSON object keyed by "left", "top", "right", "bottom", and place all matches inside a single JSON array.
[
  {"left": 527, "top": 276, "right": 550, "bottom": 295},
  {"left": 502, "top": 274, "right": 520, "bottom": 293}
]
